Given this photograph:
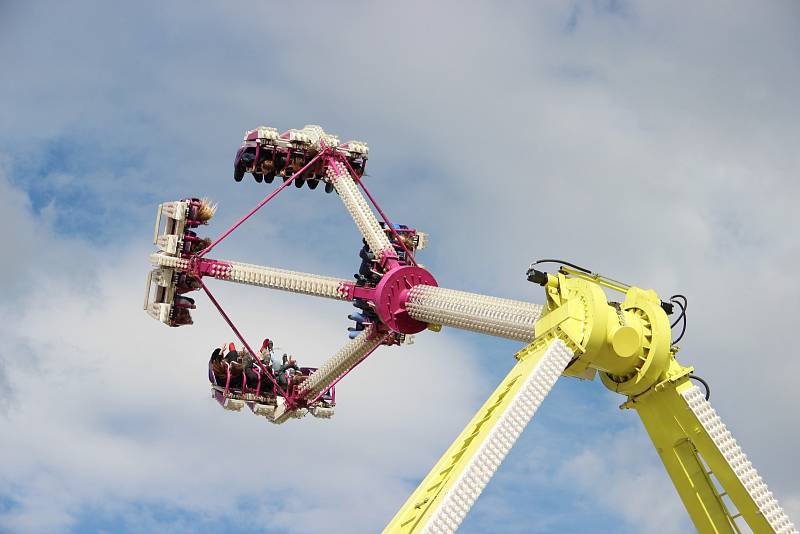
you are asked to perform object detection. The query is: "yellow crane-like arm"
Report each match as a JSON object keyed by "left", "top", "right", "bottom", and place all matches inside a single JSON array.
[
  {"left": 383, "top": 338, "right": 574, "bottom": 534},
  {"left": 385, "top": 268, "right": 797, "bottom": 533},
  {"left": 632, "top": 373, "right": 796, "bottom": 534}
]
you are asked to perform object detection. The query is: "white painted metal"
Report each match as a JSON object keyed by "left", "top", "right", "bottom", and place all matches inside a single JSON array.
[
  {"left": 420, "top": 339, "right": 573, "bottom": 534},
  {"left": 405, "top": 285, "right": 543, "bottom": 342},
  {"left": 682, "top": 386, "right": 797, "bottom": 534},
  {"left": 297, "top": 325, "right": 385, "bottom": 400},
  {"left": 327, "top": 160, "right": 394, "bottom": 258}
]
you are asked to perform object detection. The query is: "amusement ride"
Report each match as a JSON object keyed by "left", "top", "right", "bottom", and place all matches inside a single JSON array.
[{"left": 144, "top": 124, "right": 797, "bottom": 534}]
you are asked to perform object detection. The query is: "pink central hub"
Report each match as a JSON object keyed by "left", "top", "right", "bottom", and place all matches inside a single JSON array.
[{"left": 373, "top": 265, "right": 437, "bottom": 334}]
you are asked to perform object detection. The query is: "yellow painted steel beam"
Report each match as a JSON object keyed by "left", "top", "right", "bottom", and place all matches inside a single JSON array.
[
  {"left": 383, "top": 338, "right": 573, "bottom": 534},
  {"left": 632, "top": 372, "right": 738, "bottom": 533},
  {"left": 631, "top": 373, "right": 795, "bottom": 533},
  {"left": 386, "top": 267, "right": 796, "bottom": 533}
]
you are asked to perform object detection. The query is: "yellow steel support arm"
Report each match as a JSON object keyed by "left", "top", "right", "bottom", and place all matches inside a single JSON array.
[
  {"left": 383, "top": 337, "right": 574, "bottom": 534},
  {"left": 630, "top": 368, "right": 796, "bottom": 533},
  {"left": 386, "top": 268, "right": 796, "bottom": 533}
]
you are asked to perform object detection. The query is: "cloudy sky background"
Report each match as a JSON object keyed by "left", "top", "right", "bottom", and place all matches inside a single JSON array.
[{"left": 1, "top": 1, "right": 798, "bottom": 532}]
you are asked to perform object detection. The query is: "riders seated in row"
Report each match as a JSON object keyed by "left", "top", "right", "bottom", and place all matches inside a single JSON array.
[{"left": 209, "top": 339, "right": 305, "bottom": 395}]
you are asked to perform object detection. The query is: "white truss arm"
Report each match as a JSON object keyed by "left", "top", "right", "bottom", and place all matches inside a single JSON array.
[
  {"left": 384, "top": 339, "right": 573, "bottom": 534},
  {"left": 224, "top": 260, "right": 351, "bottom": 300},
  {"left": 404, "top": 285, "right": 543, "bottom": 342},
  {"left": 148, "top": 253, "right": 351, "bottom": 301},
  {"left": 326, "top": 159, "right": 394, "bottom": 258},
  {"left": 681, "top": 386, "right": 797, "bottom": 533},
  {"left": 297, "top": 325, "right": 386, "bottom": 400}
]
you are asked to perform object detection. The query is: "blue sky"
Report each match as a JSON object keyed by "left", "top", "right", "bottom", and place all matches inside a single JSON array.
[{"left": 1, "top": 1, "right": 798, "bottom": 533}]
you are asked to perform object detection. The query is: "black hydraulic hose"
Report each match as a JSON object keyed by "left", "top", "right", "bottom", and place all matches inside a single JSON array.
[
  {"left": 670, "top": 294, "right": 687, "bottom": 325},
  {"left": 689, "top": 374, "right": 710, "bottom": 400},
  {"left": 670, "top": 295, "right": 687, "bottom": 344},
  {"left": 531, "top": 259, "right": 592, "bottom": 273}
]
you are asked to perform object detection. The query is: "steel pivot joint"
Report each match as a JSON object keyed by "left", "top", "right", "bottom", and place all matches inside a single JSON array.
[{"left": 529, "top": 270, "right": 672, "bottom": 397}]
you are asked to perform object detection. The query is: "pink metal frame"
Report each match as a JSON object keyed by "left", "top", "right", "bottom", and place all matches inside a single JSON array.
[
  {"left": 187, "top": 143, "right": 435, "bottom": 414},
  {"left": 198, "top": 151, "right": 325, "bottom": 258},
  {"left": 341, "top": 157, "right": 418, "bottom": 267},
  {"left": 199, "top": 277, "right": 288, "bottom": 399},
  {"left": 193, "top": 148, "right": 365, "bottom": 409}
]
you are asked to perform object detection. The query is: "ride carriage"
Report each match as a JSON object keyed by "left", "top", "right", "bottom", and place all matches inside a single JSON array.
[
  {"left": 233, "top": 124, "right": 369, "bottom": 191},
  {"left": 209, "top": 359, "right": 335, "bottom": 423}
]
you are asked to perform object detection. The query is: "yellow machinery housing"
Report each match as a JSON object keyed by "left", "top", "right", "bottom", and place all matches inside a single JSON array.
[{"left": 384, "top": 267, "right": 796, "bottom": 534}]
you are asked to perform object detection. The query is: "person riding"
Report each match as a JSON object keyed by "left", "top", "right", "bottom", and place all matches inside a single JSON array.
[
  {"left": 259, "top": 338, "right": 274, "bottom": 363},
  {"left": 250, "top": 338, "right": 276, "bottom": 394},
  {"left": 270, "top": 351, "right": 286, "bottom": 374},
  {"left": 209, "top": 347, "right": 226, "bottom": 386},
  {"left": 222, "top": 342, "right": 244, "bottom": 388},
  {"left": 246, "top": 346, "right": 277, "bottom": 396},
  {"left": 189, "top": 237, "right": 212, "bottom": 255},
  {"left": 224, "top": 342, "right": 238, "bottom": 362},
  {"left": 276, "top": 356, "right": 300, "bottom": 390},
  {"left": 236, "top": 348, "right": 266, "bottom": 395},
  {"left": 355, "top": 238, "right": 380, "bottom": 286},
  {"left": 173, "top": 307, "right": 193, "bottom": 326},
  {"left": 276, "top": 355, "right": 302, "bottom": 389}
]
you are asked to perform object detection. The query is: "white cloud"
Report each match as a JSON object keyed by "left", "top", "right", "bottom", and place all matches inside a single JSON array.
[
  {"left": 0, "top": 171, "right": 487, "bottom": 532},
  {"left": 556, "top": 427, "right": 691, "bottom": 534},
  {"left": 0, "top": 1, "right": 798, "bottom": 532}
]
